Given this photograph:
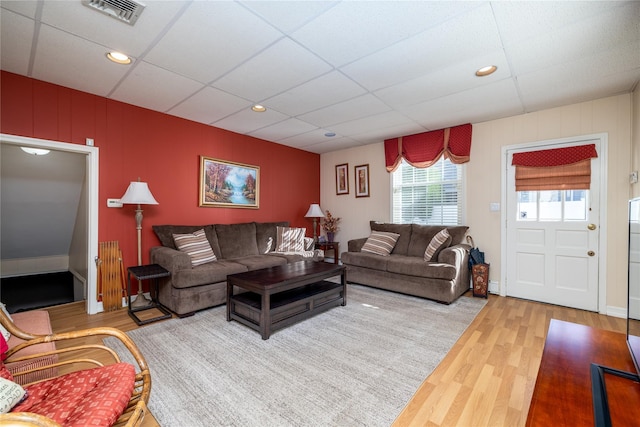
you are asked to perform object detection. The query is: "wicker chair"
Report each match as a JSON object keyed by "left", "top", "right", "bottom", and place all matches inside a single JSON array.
[{"left": 0, "top": 309, "right": 151, "bottom": 427}]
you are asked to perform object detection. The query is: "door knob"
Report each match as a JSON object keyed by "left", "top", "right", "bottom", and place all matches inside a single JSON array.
[
  {"left": 588, "top": 224, "right": 596, "bottom": 230},
  {"left": 588, "top": 251, "right": 595, "bottom": 256}
]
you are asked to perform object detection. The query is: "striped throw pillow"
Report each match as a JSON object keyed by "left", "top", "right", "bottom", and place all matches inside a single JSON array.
[
  {"left": 276, "top": 227, "right": 306, "bottom": 252},
  {"left": 173, "top": 229, "right": 217, "bottom": 267},
  {"left": 424, "top": 228, "right": 451, "bottom": 261},
  {"left": 361, "top": 231, "right": 400, "bottom": 256}
]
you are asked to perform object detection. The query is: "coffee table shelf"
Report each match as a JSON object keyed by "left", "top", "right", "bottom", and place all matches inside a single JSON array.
[{"left": 227, "top": 262, "right": 346, "bottom": 339}]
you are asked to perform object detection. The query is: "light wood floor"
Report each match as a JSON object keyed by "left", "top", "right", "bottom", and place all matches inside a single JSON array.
[{"left": 44, "top": 293, "right": 626, "bottom": 427}]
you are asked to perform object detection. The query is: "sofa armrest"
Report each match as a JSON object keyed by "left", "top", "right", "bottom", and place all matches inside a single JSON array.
[
  {"left": 150, "top": 246, "right": 191, "bottom": 273},
  {"left": 437, "top": 243, "right": 471, "bottom": 265},
  {"left": 347, "top": 238, "right": 368, "bottom": 252}
]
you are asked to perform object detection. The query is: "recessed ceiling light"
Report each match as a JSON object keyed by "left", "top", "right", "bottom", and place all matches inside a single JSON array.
[
  {"left": 251, "top": 104, "right": 266, "bottom": 112},
  {"left": 21, "top": 147, "right": 50, "bottom": 156},
  {"left": 106, "top": 51, "right": 132, "bottom": 64},
  {"left": 324, "top": 132, "right": 336, "bottom": 137},
  {"left": 475, "top": 65, "right": 497, "bottom": 77}
]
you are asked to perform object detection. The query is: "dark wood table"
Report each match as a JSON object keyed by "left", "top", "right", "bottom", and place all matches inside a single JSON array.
[
  {"left": 526, "top": 319, "right": 640, "bottom": 426},
  {"left": 226, "top": 261, "right": 346, "bottom": 339},
  {"left": 127, "top": 264, "right": 172, "bottom": 326},
  {"left": 315, "top": 241, "right": 340, "bottom": 264}
]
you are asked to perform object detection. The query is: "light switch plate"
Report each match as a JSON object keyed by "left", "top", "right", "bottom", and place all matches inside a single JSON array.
[{"left": 107, "top": 198, "right": 123, "bottom": 208}]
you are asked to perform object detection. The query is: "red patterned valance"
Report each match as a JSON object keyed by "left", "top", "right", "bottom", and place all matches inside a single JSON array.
[
  {"left": 512, "top": 144, "right": 598, "bottom": 191},
  {"left": 511, "top": 144, "right": 597, "bottom": 167},
  {"left": 384, "top": 123, "right": 472, "bottom": 172}
]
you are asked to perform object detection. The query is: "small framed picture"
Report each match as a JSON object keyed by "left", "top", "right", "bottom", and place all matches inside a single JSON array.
[
  {"left": 335, "top": 163, "right": 349, "bottom": 195},
  {"left": 355, "top": 164, "right": 370, "bottom": 198}
]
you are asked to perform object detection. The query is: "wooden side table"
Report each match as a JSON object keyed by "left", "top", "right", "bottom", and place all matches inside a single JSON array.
[
  {"left": 315, "top": 241, "right": 340, "bottom": 264},
  {"left": 127, "top": 264, "right": 172, "bottom": 325}
]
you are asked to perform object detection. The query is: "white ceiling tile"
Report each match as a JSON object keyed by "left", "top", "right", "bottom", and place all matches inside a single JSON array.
[
  {"left": 239, "top": 1, "right": 338, "bottom": 34},
  {"left": 212, "top": 37, "right": 332, "bottom": 101},
  {"left": 403, "top": 79, "right": 523, "bottom": 129},
  {"left": 249, "top": 118, "right": 318, "bottom": 141},
  {"left": 31, "top": 25, "right": 130, "bottom": 97},
  {"left": 340, "top": 3, "right": 501, "bottom": 91},
  {"left": 300, "top": 135, "right": 360, "bottom": 154},
  {"left": 329, "top": 111, "right": 415, "bottom": 137},
  {"left": 213, "top": 107, "right": 288, "bottom": 134},
  {"left": 145, "top": 1, "right": 283, "bottom": 83},
  {"left": 0, "top": 1, "right": 38, "bottom": 18},
  {"left": 40, "top": 1, "right": 188, "bottom": 57},
  {"left": 168, "top": 86, "right": 252, "bottom": 124},
  {"left": 298, "top": 94, "right": 391, "bottom": 128},
  {"left": 505, "top": 2, "right": 640, "bottom": 75},
  {"left": 110, "top": 61, "right": 203, "bottom": 112},
  {"left": 0, "top": 9, "right": 34, "bottom": 75},
  {"left": 492, "top": 1, "right": 625, "bottom": 44},
  {"left": 375, "top": 50, "right": 511, "bottom": 109},
  {"left": 291, "top": 1, "right": 479, "bottom": 67},
  {"left": 263, "top": 71, "right": 367, "bottom": 116},
  {"left": 349, "top": 123, "right": 429, "bottom": 144}
]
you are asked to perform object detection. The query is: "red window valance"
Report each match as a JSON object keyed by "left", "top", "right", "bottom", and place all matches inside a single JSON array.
[
  {"left": 512, "top": 144, "right": 598, "bottom": 191},
  {"left": 511, "top": 144, "right": 598, "bottom": 167},
  {"left": 384, "top": 123, "right": 472, "bottom": 172}
]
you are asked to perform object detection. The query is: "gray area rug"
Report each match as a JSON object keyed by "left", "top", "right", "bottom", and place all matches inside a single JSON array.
[{"left": 105, "top": 285, "right": 486, "bottom": 427}]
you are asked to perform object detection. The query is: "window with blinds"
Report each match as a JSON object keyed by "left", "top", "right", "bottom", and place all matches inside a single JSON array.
[{"left": 391, "top": 158, "right": 464, "bottom": 225}]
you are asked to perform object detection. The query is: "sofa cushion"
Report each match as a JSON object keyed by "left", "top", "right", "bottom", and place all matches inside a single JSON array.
[
  {"left": 13, "top": 362, "right": 134, "bottom": 427},
  {"left": 370, "top": 222, "right": 411, "bottom": 255},
  {"left": 255, "top": 222, "right": 289, "bottom": 253},
  {"left": 408, "top": 225, "right": 469, "bottom": 257},
  {"left": 230, "top": 255, "right": 288, "bottom": 270},
  {"left": 361, "top": 231, "right": 400, "bottom": 256},
  {"left": 215, "top": 223, "right": 259, "bottom": 259},
  {"left": 424, "top": 228, "right": 451, "bottom": 261},
  {"left": 173, "top": 229, "right": 217, "bottom": 267},
  {"left": 276, "top": 227, "right": 306, "bottom": 252},
  {"left": 153, "top": 225, "right": 221, "bottom": 256},
  {"left": 172, "top": 260, "right": 248, "bottom": 289},
  {"left": 386, "top": 255, "right": 457, "bottom": 280},
  {"left": 341, "top": 252, "right": 389, "bottom": 271}
]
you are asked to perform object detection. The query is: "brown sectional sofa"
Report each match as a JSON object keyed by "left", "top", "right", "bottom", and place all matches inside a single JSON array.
[
  {"left": 341, "top": 222, "right": 470, "bottom": 304},
  {"left": 150, "top": 221, "right": 321, "bottom": 317}
]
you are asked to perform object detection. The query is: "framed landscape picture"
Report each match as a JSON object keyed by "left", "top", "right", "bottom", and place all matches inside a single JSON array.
[
  {"left": 336, "top": 163, "right": 349, "bottom": 195},
  {"left": 199, "top": 156, "right": 259, "bottom": 208},
  {"left": 355, "top": 164, "right": 370, "bottom": 198}
]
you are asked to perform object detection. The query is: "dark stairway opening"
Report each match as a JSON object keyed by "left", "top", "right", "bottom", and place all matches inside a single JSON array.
[{"left": 1, "top": 271, "right": 74, "bottom": 313}]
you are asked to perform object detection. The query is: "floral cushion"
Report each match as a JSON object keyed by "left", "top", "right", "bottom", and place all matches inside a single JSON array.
[{"left": 12, "top": 362, "right": 135, "bottom": 427}]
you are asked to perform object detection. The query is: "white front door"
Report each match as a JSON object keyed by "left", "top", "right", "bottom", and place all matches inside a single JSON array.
[{"left": 505, "top": 139, "right": 601, "bottom": 311}]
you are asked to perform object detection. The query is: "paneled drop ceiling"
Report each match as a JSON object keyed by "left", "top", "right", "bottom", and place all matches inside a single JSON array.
[{"left": 1, "top": 1, "right": 639, "bottom": 153}]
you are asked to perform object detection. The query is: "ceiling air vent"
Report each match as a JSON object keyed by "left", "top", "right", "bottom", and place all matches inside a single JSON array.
[{"left": 82, "top": 0, "right": 145, "bottom": 26}]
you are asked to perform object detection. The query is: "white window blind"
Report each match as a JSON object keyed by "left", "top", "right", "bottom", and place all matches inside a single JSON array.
[{"left": 391, "top": 158, "right": 464, "bottom": 225}]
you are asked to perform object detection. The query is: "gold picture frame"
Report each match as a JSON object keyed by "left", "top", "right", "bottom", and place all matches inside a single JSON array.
[
  {"left": 355, "top": 164, "right": 370, "bottom": 198},
  {"left": 336, "top": 163, "right": 349, "bottom": 195},
  {"left": 199, "top": 156, "right": 259, "bottom": 208}
]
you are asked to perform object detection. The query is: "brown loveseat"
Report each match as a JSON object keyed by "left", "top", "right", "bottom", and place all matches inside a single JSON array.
[
  {"left": 341, "top": 222, "right": 470, "bottom": 304},
  {"left": 150, "top": 222, "right": 321, "bottom": 317}
]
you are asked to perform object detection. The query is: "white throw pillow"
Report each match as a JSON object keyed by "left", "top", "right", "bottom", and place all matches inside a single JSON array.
[
  {"left": 0, "top": 377, "right": 26, "bottom": 414},
  {"left": 173, "top": 229, "right": 217, "bottom": 267},
  {"left": 424, "top": 229, "right": 451, "bottom": 261},
  {"left": 361, "top": 231, "right": 400, "bottom": 256},
  {"left": 276, "top": 227, "right": 306, "bottom": 252}
]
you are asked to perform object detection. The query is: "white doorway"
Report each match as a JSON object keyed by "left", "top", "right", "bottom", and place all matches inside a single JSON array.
[
  {"left": 501, "top": 134, "right": 607, "bottom": 313},
  {"left": 0, "top": 134, "right": 100, "bottom": 314}
]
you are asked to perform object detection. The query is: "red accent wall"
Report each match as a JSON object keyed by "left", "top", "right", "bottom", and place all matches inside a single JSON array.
[{"left": 1, "top": 71, "right": 320, "bottom": 267}]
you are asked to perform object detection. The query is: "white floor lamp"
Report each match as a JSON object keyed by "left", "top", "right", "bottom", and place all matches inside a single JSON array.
[
  {"left": 120, "top": 178, "right": 158, "bottom": 308},
  {"left": 305, "top": 203, "right": 325, "bottom": 243}
]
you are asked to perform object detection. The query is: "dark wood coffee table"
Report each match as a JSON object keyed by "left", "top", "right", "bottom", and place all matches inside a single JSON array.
[{"left": 226, "top": 261, "right": 346, "bottom": 339}]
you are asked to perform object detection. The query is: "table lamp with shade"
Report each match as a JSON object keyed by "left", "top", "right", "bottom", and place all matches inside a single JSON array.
[
  {"left": 304, "top": 203, "right": 325, "bottom": 243},
  {"left": 120, "top": 178, "right": 158, "bottom": 308}
]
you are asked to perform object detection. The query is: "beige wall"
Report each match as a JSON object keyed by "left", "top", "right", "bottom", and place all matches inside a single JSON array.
[
  {"left": 321, "top": 93, "right": 635, "bottom": 314},
  {"left": 633, "top": 88, "right": 640, "bottom": 199}
]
